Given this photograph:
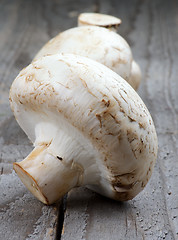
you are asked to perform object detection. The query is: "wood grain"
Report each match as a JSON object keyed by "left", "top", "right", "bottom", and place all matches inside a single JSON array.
[{"left": 0, "top": 0, "right": 177, "bottom": 239}]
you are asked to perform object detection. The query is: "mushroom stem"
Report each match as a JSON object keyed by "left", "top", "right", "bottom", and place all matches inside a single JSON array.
[{"left": 13, "top": 145, "right": 80, "bottom": 205}]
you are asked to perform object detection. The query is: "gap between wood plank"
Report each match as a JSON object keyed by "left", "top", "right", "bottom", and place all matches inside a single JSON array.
[{"left": 56, "top": 196, "right": 67, "bottom": 240}]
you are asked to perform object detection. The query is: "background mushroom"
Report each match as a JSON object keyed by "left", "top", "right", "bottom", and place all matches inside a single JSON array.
[
  {"left": 78, "top": 12, "right": 142, "bottom": 90},
  {"left": 33, "top": 26, "right": 132, "bottom": 85},
  {"left": 78, "top": 12, "right": 122, "bottom": 31},
  {"left": 33, "top": 14, "right": 141, "bottom": 90},
  {"left": 10, "top": 53, "right": 158, "bottom": 205}
]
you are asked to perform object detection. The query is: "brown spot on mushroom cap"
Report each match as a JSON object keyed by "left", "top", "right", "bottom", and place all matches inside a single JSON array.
[
  {"left": 102, "top": 99, "right": 110, "bottom": 107},
  {"left": 80, "top": 77, "right": 87, "bottom": 88},
  {"left": 139, "top": 122, "right": 146, "bottom": 130},
  {"left": 128, "top": 116, "right": 136, "bottom": 122},
  {"left": 26, "top": 74, "right": 35, "bottom": 82},
  {"left": 96, "top": 114, "right": 102, "bottom": 128}
]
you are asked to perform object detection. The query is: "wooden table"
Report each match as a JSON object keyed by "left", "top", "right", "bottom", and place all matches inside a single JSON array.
[{"left": 0, "top": 0, "right": 178, "bottom": 239}]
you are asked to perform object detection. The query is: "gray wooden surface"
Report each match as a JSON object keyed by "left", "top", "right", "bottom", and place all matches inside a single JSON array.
[{"left": 0, "top": 0, "right": 177, "bottom": 239}]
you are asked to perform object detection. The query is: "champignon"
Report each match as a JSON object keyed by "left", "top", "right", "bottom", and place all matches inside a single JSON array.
[
  {"left": 33, "top": 25, "right": 135, "bottom": 88},
  {"left": 10, "top": 53, "right": 158, "bottom": 205},
  {"left": 78, "top": 12, "right": 122, "bottom": 31},
  {"left": 78, "top": 12, "right": 142, "bottom": 90}
]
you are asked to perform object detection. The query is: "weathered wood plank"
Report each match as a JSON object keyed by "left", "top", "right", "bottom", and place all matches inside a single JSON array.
[
  {"left": 0, "top": 172, "right": 59, "bottom": 240},
  {"left": 61, "top": 0, "right": 178, "bottom": 239}
]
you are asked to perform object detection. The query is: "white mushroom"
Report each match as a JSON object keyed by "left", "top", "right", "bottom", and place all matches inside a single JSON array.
[
  {"left": 33, "top": 26, "right": 133, "bottom": 87},
  {"left": 78, "top": 12, "right": 122, "bottom": 32},
  {"left": 78, "top": 12, "right": 142, "bottom": 90},
  {"left": 10, "top": 53, "right": 158, "bottom": 205}
]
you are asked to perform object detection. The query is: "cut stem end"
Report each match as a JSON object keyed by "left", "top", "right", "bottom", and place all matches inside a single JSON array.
[
  {"left": 13, "top": 162, "right": 49, "bottom": 204},
  {"left": 13, "top": 146, "right": 79, "bottom": 205}
]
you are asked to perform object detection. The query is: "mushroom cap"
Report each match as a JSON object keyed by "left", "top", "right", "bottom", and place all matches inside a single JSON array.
[
  {"left": 10, "top": 53, "right": 157, "bottom": 202},
  {"left": 33, "top": 26, "right": 132, "bottom": 83},
  {"left": 78, "top": 12, "right": 122, "bottom": 29}
]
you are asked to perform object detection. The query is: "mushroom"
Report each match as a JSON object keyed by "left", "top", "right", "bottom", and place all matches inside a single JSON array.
[
  {"left": 10, "top": 53, "right": 158, "bottom": 205},
  {"left": 78, "top": 12, "right": 142, "bottom": 90},
  {"left": 78, "top": 12, "right": 122, "bottom": 32},
  {"left": 33, "top": 23, "right": 140, "bottom": 89}
]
